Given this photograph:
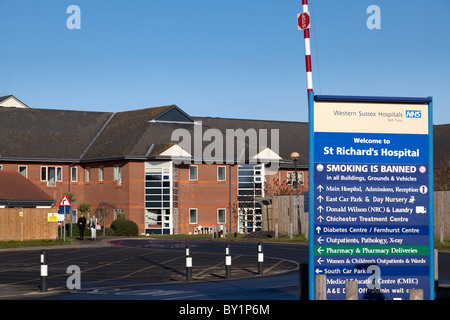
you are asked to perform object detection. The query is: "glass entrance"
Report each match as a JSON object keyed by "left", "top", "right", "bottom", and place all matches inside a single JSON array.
[
  {"left": 145, "top": 161, "right": 173, "bottom": 234},
  {"left": 237, "top": 164, "right": 264, "bottom": 233}
]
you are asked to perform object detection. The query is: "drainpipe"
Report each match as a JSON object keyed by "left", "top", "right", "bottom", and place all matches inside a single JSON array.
[{"left": 68, "top": 160, "right": 78, "bottom": 237}]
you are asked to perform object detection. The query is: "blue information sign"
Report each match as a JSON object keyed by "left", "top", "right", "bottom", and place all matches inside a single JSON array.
[{"left": 309, "top": 95, "right": 434, "bottom": 300}]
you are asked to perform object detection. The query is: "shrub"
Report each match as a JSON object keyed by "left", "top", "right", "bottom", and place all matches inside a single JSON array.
[{"left": 110, "top": 218, "right": 139, "bottom": 236}]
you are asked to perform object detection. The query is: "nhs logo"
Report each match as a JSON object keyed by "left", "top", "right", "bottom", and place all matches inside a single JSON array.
[{"left": 406, "top": 110, "right": 422, "bottom": 118}]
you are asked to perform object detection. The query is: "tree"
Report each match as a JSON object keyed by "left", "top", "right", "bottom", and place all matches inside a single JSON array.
[
  {"left": 94, "top": 202, "right": 116, "bottom": 236},
  {"left": 64, "top": 192, "right": 76, "bottom": 205},
  {"left": 264, "top": 178, "right": 292, "bottom": 196},
  {"left": 78, "top": 202, "right": 90, "bottom": 216},
  {"left": 435, "top": 167, "right": 450, "bottom": 190}
]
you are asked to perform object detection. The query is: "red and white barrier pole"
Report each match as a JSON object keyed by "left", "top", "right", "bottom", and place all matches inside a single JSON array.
[
  {"left": 299, "top": 0, "right": 313, "bottom": 93},
  {"left": 298, "top": 0, "right": 315, "bottom": 300}
]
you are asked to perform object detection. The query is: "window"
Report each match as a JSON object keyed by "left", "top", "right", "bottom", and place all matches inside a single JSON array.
[
  {"left": 71, "top": 167, "right": 78, "bottom": 182},
  {"left": 114, "top": 165, "right": 123, "bottom": 185},
  {"left": 48, "top": 167, "right": 56, "bottom": 186},
  {"left": 218, "top": 208, "right": 226, "bottom": 224},
  {"left": 189, "top": 165, "right": 198, "bottom": 181},
  {"left": 41, "top": 167, "right": 47, "bottom": 181},
  {"left": 238, "top": 164, "right": 264, "bottom": 233},
  {"left": 145, "top": 162, "right": 172, "bottom": 234},
  {"left": 99, "top": 166, "right": 104, "bottom": 181},
  {"left": 189, "top": 208, "right": 198, "bottom": 224},
  {"left": 287, "top": 171, "right": 304, "bottom": 188},
  {"left": 114, "top": 208, "right": 124, "bottom": 220},
  {"left": 18, "top": 166, "right": 27, "bottom": 178},
  {"left": 56, "top": 167, "right": 62, "bottom": 182},
  {"left": 85, "top": 167, "right": 90, "bottom": 182},
  {"left": 40, "top": 166, "right": 62, "bottom": 186},
  {"left": 217, "top": 166, "right": 226, "bottom": 181}
]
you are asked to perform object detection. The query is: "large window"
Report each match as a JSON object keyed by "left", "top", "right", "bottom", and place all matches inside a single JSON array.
[
  {"left": 145, "top": 162, "right": 173, "bottom": 235},
  {"left": 41, "top": 166, "right": 62, "bottom": 186},
  {"left": 237, "top": 164, "right": 264, "bottom": 233}
]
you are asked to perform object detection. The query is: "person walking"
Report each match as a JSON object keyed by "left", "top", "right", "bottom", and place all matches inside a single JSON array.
[
  {"left": 77, "top": 213, "right": 87, "bottom": 240},
  {"left": 89, "top": 215, "right": 98, "bottom": 240}
]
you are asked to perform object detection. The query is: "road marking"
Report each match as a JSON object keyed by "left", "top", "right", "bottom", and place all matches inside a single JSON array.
[
  {"left": 193, "top": 255, "right": 242, "bottom": 278},
  {"left": 263, "top": 260, "right": 285, "bottom": 273},
  {"left": 108, "top": 255, "right": 183, "bottom": 281}
]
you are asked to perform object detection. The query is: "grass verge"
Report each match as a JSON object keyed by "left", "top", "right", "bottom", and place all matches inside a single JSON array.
[{"left": 0, "top": 238, "right": 74, "bottom": 249}]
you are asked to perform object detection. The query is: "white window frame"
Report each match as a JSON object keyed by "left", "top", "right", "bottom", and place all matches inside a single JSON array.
[
  {"left": 287, "top": 171, "right": 304, "bottom": 186},
  {"left": 40, "top": 166, "right": 63, "bottom": 185},
  {"left": 40, "top": 166, "right": 47, "bottom": 182},
  {"left": 85, "top": 167, "right": 90, "bottom": 182},
  {"left": 217, "top": 166, "right": 226, "bottom": 181},
  {"left": 114, "top": 165, "right": 123, "bottom": 185},
  {"left": 71, "top": 166, "right": 78, "bottom": 182},
  {"left": 99, "top": 166, "right": 104, "bottom": 181},
  {"left": 56, "top": 167, "right": 62, "bottom": 182},
  {"left": 217, "top": 208, "right": 226, "bottom": 224},
  {"left": 18, "top": 165, "right": 27, "bottom": 178},
  {"left": 189, "top": 208, "right": 198, "bottom": 224},
  {"left": 189, "top": 165, "right": 198, "bottom": 181}
]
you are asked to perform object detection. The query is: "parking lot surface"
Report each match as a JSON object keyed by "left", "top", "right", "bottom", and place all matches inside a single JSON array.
[{"left": 0, "top": 238, "right": 299, "bottom": 299}]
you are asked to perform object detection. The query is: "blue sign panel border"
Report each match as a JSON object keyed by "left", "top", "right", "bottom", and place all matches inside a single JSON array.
[{"left": 308, "top": 93, "right": 434, "bottom": 300}]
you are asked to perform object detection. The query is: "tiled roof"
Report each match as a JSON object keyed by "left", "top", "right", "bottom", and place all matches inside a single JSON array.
[
  {"left": 0, "top": 107, "right": 112, "bottom": 161},
  {"left": 0, "top": 103, "right": 448, "bottom": 167},
  {"left": 82, "top": 105, "right": 176, "bottom": 159},
  {"left": 0, "top": 171, "right": 54, "bottom": 202}
]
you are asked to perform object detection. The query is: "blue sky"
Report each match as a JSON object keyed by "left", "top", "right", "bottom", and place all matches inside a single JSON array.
[{"left": 1, "top": 0, "right": 449, "bottom": 124}]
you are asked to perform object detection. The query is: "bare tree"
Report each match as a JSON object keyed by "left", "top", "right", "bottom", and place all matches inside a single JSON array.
[{"left": 94, "top": 202, "right": 116, "bottom": 236}]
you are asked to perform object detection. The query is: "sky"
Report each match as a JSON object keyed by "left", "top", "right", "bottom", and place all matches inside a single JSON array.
[{"left": 1, "top": 0, "right": 449, "bottom": 124}]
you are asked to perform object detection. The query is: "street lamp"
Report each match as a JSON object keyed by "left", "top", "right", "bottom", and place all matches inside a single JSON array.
[{"left": 290, "top": 152, "right": 301, "bottom": 236}]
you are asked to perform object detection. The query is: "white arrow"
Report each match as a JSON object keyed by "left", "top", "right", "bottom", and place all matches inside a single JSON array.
[
  {"left": 317, "top": 215, "right": 324, "bottom": 222},
  {"left": 317, "top": 257, "right": 324, "bottom": 265},
  {"left": 317, "top": 206, "right": 324, "bottom": 213},
  {"left": 317, "top": 185, "right": 324, "bottom": 192},
  {"left": 317, "top": 236, "right": 324, "bottom": 244},
  {"left": 317, "top": 195, "right": 324, "bottom": 203},
  {"left": 315, "top": 268, "right": 323, "bottom": 274},
  {"left": 317, "top": 247, "right": 324, "bottom": 254},
  {"left": 316, "top": 226, "right": 321, "bottom": 234}
]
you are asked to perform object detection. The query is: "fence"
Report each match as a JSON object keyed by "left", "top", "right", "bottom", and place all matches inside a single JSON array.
[
  {"left": 266, "top": 194, "right": 308, "bottom": 236},
  {"left": 435, "top": 191, "right": 450, "bottom": 237},
  {"left": 0, "top": 208, "right": 58, "bottom": 241},
  {"left": 267, "top": 191, "right": 450, "bottom": 237}
]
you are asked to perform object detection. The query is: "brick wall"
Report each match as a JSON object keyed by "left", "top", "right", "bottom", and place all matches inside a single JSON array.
[
  {"left": 177, "top": 164, "right": 238, "bottom": 234},
  {"left": 0, "top": 162, "right": 310, "bottom": 235}
]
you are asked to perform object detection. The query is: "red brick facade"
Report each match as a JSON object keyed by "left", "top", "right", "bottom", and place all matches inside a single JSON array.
[
  {"left": 0, "top": 161, "right": 308, "bottom": 234},
  {"left": 0, "top": 103, "right": 310, "bottom": 235},
  {"left": 177, "top": 164, "right": 238, "bottom": 235}
]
